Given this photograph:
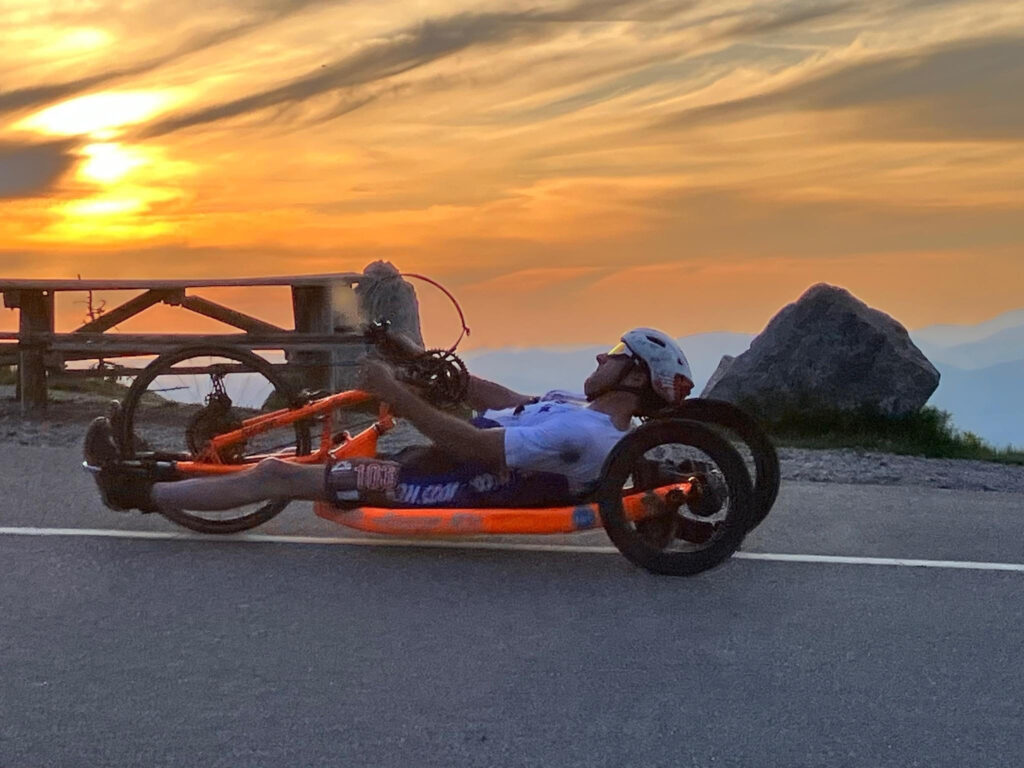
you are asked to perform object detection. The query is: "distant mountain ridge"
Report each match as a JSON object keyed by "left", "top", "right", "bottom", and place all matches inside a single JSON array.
[
  {"left": 910, "top": 308, "right": 1024, "bottom": 448},
  {"left": 913, "top": 308, "right": 1024, "bottom": 347},
  {"left": 916, "top": 324, "right": 1024, "bottom": 370}
]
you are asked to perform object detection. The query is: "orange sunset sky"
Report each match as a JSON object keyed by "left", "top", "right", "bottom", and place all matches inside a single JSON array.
[{"left": 1, "top": 0, "right": 1022, "bottom": 349}]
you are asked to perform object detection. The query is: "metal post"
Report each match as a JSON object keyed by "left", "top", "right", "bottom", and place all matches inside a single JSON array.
[
  {"left": 290, "top": 285, "right": 332, "bottom": 392},
  {"left": 17, "top": 290, "right": 54, "bottom": 414}
]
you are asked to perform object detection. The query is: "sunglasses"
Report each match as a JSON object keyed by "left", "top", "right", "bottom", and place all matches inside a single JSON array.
[{"left": 605, "top": 341, "right": 634, "bottom": 359}]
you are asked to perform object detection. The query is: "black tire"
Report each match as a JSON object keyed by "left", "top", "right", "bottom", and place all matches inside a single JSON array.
[
  {"left": 670, "top": 399, "right": 780, "bottom": 531},
  {"left": 121, "top": 345, "right": 312, "bottom": 534},
  {"left": 597, "top": 419, "right": 753, "bottom": 576}
]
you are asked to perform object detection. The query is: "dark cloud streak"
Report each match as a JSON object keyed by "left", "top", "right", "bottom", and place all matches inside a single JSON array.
[
  {"left": 658, "top": 35, "right": 1024, "bottom": 140},
  {"left": 705, "top": 2, "right": 856, "bottom": 42},
  {"left": 136, "top": 0, "right": 694, "bottom": 138},
  {"left": 504, "top": 2, "right": 857, "bottom": 126},
  {"left": 0, "top": 139, "right": 78, "bottom": 199}
]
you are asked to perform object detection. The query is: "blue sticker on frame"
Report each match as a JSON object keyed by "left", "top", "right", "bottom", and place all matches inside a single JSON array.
[{"left": 572, "top": 505, "right": 597, "bottom": 530}]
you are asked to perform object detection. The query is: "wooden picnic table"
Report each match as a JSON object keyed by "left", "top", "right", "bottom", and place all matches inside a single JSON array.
[{"left": 0, "top": 272, "right": 368, "bottom": 413}]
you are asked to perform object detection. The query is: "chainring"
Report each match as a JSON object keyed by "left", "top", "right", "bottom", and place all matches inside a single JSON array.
[{"left": 399, "top": 349, "right": 469, "bottom": 408}]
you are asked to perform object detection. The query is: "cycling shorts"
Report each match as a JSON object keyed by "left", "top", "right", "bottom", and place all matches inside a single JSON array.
[{"left": 325, "top": 443, "right": 578, "bottom": 509}]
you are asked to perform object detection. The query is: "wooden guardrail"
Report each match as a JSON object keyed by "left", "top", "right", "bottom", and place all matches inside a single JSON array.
[{"left": 0, "top": 272, "right": 382, "bottom": 414}]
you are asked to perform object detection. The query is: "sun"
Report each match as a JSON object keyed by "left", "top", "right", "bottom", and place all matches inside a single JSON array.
[{"left": 77, "top": 143, "right": 149, "bottom": 184}]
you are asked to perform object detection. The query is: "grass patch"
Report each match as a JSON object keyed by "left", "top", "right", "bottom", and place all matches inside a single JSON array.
[{"left": 752, "top": 401, "right": 1024, "bottom": 465}]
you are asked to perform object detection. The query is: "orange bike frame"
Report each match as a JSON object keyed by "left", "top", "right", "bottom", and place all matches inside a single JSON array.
[
  {"left": 169, "top": 387, "right": 696, "bottom": 536},
  {"left": 174, "top": 389, "right": 394, "bottom": 475}
]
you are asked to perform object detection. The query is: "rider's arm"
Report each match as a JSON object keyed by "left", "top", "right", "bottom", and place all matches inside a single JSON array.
[
  {"left": 465, "top": 376, "right": 535, "bottom": 414},
  {"left": 359, "top": 360, "right": 506, "bottom": 468},
  {"left": 384, "top": 330, "right": 425, "bottom": 358},
  {"left": 381, "top": 327, "right": 532, "bottom": 413}
]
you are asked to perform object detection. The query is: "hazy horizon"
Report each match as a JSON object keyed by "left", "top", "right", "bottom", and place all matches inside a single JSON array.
[{"left": 459, "top": 304, "right": 1024, "bottom": 353}]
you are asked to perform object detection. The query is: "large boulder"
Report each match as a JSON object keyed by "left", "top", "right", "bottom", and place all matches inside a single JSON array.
[
  {"left": 701, "top": 283, "right": 939, "bottom": 417},
  {"left": 328, "top": 261, "right": 424, "bottom": 393},
  {"left": 702, "top": 354, "right": 735, "bottom": 395},
  {"left": 353, "top": 260, "right": 424, "bottom": 347}
]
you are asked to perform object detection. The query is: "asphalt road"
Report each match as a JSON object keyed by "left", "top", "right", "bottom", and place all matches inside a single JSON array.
[{"left": 1, "top": 445, "right": 1023, "bottom": 767}]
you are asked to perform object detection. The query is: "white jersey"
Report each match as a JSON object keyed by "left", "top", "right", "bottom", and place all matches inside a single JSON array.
[{"left": 482, "top": 391, "right": 628, "bottom": 493}]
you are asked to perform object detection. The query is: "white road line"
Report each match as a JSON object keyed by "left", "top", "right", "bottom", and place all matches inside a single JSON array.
[
  {"left": 732, "top": 552, "right": 1024, "bottom": 573},
  {"left": 2, "top": 525, "right": 1024, "bottom": 572}
]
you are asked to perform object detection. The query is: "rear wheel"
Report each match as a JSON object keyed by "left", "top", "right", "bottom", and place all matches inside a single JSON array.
[
  {"left": 668, "top": 399, "right": 780, "bottom": 531},
  {"left": 120, "top": 345, "right": 312, "bottom": 534},
  {"left": 597, "top": 419, "right": 753, "bottom": 576}
]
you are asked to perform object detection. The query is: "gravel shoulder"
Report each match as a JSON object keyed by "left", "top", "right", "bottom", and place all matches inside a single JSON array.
[
  {"left": 2, "top": 391, "right": 1022, "bottom": 494},
  {"left": 777, "top": 447, "right": 1024, "bottom": 494}
]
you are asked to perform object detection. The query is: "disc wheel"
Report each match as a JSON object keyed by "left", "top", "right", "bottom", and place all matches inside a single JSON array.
[
  {"left": 597, "top": 419, "right": 754, "bottom": 576},
  {"left": 120, "top": 345, "right": 312, "bottom": 534},
  {"left": 663, "top": 399, "right": 780, "bottom": 532}
]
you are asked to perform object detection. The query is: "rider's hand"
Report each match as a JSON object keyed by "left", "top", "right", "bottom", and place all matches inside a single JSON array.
[
  {"left": 385, "top": 330, "right": 425, "bottom": 359},
  {"left": 356, "top": 357, "right": 403, "bottom": 401}
]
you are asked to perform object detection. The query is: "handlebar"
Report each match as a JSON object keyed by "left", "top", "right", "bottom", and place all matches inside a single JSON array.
[
  {"left": 362, "top": 320, "right": 469, "bottom": 408},
  {"left": 363, "top": 320, "right": 420, "bottom": 360}
]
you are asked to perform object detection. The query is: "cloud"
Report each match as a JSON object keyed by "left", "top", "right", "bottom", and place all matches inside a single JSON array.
[
  {"left": 704, "top": 1, "right": 856, "bottom": 42},
  {"left": 0, "top": 67, "right": 153, "bottom": 117},
  {"left": 465, "top": 265, "right": 610, "bottom": 294},
  {"left": 0, "top": 0, "right": 341, "bottom": 117},
  {"left": 0, "top": 242, "right": 375, "bottom": 280},
  {"left": 136, "top": 0, "right": 693, "bottom": 138},
  {"left": 1, "top": 0, "right": 862, "bottom": 139},
  {"left": 628, "top": 185, "right": 1024, "bottom": 264},
  {"left": 0, "top": 139, "right": 78, "bottom": 198},
  {"left": 660, "top": 35, "right": 1024, "bottom": 140},
  {"left": 492, "top": 1, "right": 858, "bottom": 128}
]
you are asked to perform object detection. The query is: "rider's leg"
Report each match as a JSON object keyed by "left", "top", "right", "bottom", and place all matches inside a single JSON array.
[
  {"left": 150, "top": 458, "right": 326, "bottom": 511},
  {"left": 154, "top": 456, "right": 404, "bottom": 511},
  {"left": 156, "top": 455, "right": 405, "bottom": 511},
  {"left": 86, "top": 414, "right": 333, "bottom": 513}
]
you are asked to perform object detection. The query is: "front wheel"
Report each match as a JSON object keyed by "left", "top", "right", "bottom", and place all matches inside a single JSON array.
[
  {"left": 120, "top": 345, "right": 312, "bottom": 534},
  {"left": 597, "top": 419, "right": 754, "bottom": 576}
]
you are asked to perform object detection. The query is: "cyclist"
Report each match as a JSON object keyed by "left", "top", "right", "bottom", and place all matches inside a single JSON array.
[{"left": 83, "top": 328, "right": 693, "bottom": 513}]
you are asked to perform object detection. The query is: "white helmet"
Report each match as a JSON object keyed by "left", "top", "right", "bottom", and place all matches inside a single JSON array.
[{"left": 612, "top": 327, "right": 694, "bottom": 406}]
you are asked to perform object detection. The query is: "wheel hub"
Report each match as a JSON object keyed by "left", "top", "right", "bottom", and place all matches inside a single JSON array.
[
  {"left": 186, "top": 396, "right": 245, "bottom": 461},
  {"left": 685, "top": 471, "right": 727, "bottom": 518}
]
